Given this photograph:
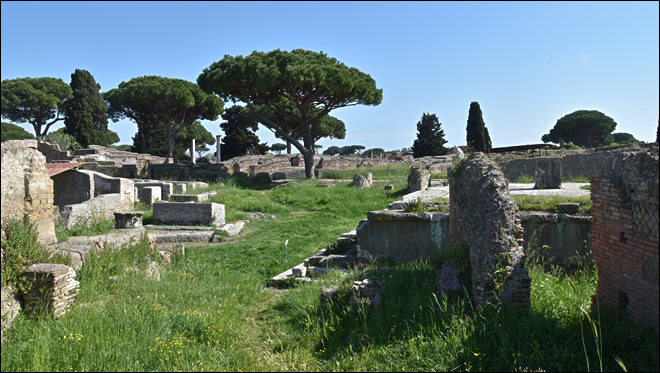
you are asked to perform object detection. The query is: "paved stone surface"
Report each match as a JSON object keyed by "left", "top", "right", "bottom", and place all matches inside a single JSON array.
[{"left": 389, "top": 182, "right": 589, "bottom": 209}]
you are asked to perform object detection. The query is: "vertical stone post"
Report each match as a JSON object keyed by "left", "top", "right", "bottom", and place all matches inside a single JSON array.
[
  {"left": 534, "top": 157, "right": 562, "bottom": 189},
  {"left": 216, "top": 135, "right": 222, "bottom": 164},
  {"left": 190, "top": 139, "right": 196, "bottom": 164}
]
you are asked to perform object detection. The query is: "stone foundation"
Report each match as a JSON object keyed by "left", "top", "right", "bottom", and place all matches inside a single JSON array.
[
  {"left": 20, "top": 264, "right": 79, "bottom": 318},
  {"left": 152, "top": 201, "right": 225, "bottom": 226}
]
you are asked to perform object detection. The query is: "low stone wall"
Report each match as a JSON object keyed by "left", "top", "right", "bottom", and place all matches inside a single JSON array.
[
  {"left": 152, "top": 201, "right": 225, "bottom": 226},
  {"left": 356, "top": 210, "right": 450, "bottom": 262},
  {"left": 520, "top": 212, "right": 592, "bottom": 266},
  {"left": 20, "top": 264, "right": 78, "bottom": 318},
  {"left": 56, "top": 227, "right": 147, "bottom": 269},
  {"left": 149, "top": 163, "right": 229, "bottom": 182}
]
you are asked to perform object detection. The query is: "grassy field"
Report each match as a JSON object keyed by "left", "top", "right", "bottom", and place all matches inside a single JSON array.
[{"left": 1, "top": 167, "right": 657, "bottom": 371}]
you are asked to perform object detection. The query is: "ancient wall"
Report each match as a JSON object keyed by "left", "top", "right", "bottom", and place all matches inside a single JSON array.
[
  {"left": 449, "top": 153, "right": 530, "bottom": 310},
  {"left": 356, "top": 211, "right": 450, "bottom": 262},
  {"left": 591, "top": 147, "right": 659, "bottom": 330},
  {"left": 52, "top": 170, "right": 92, "bottom": 207},
  {"left": 1, "top": 141, "right": 57, "bottom": 248},
  {"left": 498, "top": 145, "right": 656, "bottom": 181},
  {"left": 149, "top": 163, "right": 229, "bottom": 182}
]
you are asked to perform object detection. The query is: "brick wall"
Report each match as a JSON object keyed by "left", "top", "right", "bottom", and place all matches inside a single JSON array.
[
  {"left": 1, "top": 141, "right": 57, "bottom": 249},
  {"left": 591, "top": 148, "right": 659, "bottom": 330}
]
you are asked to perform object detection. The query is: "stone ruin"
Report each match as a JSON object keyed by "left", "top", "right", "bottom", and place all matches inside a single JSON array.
[
  {"left": 591, "top": 147, "right": 659, "bottom": 330},
  {"left": 20, "top": 263, "right": 79, "bottom": 318},
  {"left": 407, "top": 166, "right": 431, "bottom": 193},
  {"left": 448, "top": 153, "right": 530, "bottom": 310},
  {"left": 351, "top": 172, "right": 373, "bottom": 188}
]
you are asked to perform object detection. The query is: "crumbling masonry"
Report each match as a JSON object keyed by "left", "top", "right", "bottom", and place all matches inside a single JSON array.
[
  {"left": 449, "top": 153, "right": 530, "bottom": 310},
  {"left": 591, "top": 148, "right": 659, "bottom": 330}
]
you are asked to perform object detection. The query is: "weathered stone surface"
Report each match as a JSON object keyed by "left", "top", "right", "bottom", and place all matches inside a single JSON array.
[
  {"left": 114, "top": 211, "right": 143, "bottom": 229},
  {"left": 217, "top": 221, "right": 245, "bottom": 237},
  {"left": 407, "top": 166, "right": 431, "bottom": 193},
  {"left": 56, "top": 227, "right": 146, "bottom": 269},
  {"left": 20, "top": 264, "right": 79, "bottom": 318},
  {"left": 172, "top": 182, "right": 187, "bottom": 194},
  {"left": 350, "top": 278, "right": 383, "bottom": 309},
  {"left": 534, "top": 157, "right": 562, "bottom": 189},
  {"left": 436, "top": 263, "right": 463, "bottom": 296},
  {"left": 140, "top": 186, "right": 161, "bottom": 207},
  {"left": 352, "top": 172, "right": 373, "bottom": 188},
  {"left": 316, "top": 183, "right": 336, "bottom": 188},
  {"left": 449, "top": 153, "right": 529, "bottom": 310},
  {"left": 152, "top": 201, "right": 225, "bottom": 226},
  {"left": 448, "top": 146, "right": 465, "bottom": 163},
  {"left": 170, "top": 193, "right": 208, "bottom": 202},
  {"left": 357, "top": 210, "right": 450, "bottom": 263},
  {"left": 1, "top": 141, "right": 57, "bottom": 248},
  {"left": 557, "top": 203, "right": 580, "bottom": 214},
  {"left": 1, "top": 286, "right": 21, "bottom": 343},
  {"left": 246, "top": 212, "right": 277, "bottom": 221}
]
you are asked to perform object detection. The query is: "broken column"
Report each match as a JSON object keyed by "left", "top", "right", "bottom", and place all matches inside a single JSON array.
[
  {"left": 534, "top": 157, "right": 562, "bottom": 189},
  {"left": 449, "top": 153, "right": 530, "bottom": 310},
  {"left": 190, "top": 138, "right": 196, "bottom": 165}
]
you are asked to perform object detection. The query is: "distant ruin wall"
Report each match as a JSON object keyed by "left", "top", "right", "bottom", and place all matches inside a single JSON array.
[
  {"left": 498, "top": 146, "right": 657, "bottom": 181},
  {"left": 591, "top": 147, "right": 659, "bottom": 330},
  {"left": 1, "top": 141, "right": 57, "bottom": 248}
]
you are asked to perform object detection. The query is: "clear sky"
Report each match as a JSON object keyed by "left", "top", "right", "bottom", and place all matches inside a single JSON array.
[{"left": 2, "top": 1, "right": 658, "bottom": 152}]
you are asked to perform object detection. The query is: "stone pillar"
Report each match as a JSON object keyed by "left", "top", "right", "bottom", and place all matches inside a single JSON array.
[
  {"left": 449, "top": 153, "right": 530, "bottom": 310},
  {"left": 407, "top": 166, "right": 431, "bottom": 193},
  {"left": 190, "top": 138, "right": 196, "bottom": 164},
  {"left": 534, "top": 157, "right": 562, "bottom": 189},
  {"left": 216, "top": 135, "right": 222, "bottom": 164}
]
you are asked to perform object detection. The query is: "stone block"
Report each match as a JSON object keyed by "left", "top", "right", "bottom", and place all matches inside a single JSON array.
[
  {"left": 170, "top": 194, "right": 208, "bottom": 202},
  {"left": 20, "top": 264, "right": 79, "bottom": 318},
  {"left": 407, "top": 167, "right": 431, "bottom": 193},
  {"left": 152, "top": 201, "right": 225, "bottom": 226},
  {"left": 352, "top": 172, "right": 373, "bottom": 188},
  {"left": 173, "top": 183, "right": 187, "bottom": 194},
  {"left": 114, "top": 211, "right": 143, "bottom": 229},
  {"left": 534, "top": 157, "right": 562, "bottom": 189},
  {"left": 140, "top": 186, "right": 161, "bottom": 206},
  {"left": 557, "top": 203, "right": 580, "bottom": 214}
]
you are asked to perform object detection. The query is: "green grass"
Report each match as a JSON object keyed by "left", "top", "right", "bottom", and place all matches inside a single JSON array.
[
  {"left": 55, "top": 209, "right": 116, "bottom": 242},
  {"left": 2, "top": 171, "right": 657, "bottom": 372},
  {"left": 317, "top": 165, "right": 410, "bottom": 181},
  {"left": 513, "top": 195, "right": 592, "bottom": 213}
]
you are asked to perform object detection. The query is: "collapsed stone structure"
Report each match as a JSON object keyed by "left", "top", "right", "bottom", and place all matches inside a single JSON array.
[
  {"left": 449, "top": 153, "right": 530, "bottom": 310},
  {"left": 591, "top": 147, "right": 659, "bottom": 330}
]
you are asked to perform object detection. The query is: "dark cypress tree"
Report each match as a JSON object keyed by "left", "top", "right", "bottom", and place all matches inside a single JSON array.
[
  {"left": 466, "top": 101, "right": 491, "bottom": 152},
  {"left": 220, "top": 105, "right": 268, "bottom": 160},
  {"left": 411, "top": 113, "right": 448, "bottom": 158},
  {"left": 63, "top": 69, "right": 111, "bottom": 147}
]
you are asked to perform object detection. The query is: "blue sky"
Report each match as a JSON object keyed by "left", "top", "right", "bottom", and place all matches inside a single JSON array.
[{"left": 2, "top": 1, "right": 658, "bottom": 152}]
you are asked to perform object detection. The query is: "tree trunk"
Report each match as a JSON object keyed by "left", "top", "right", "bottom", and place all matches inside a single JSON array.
[
  {"left": 166, "top": 124, "right": 174, "bottom": 159},
  {"left": 286, "top": 141, "right": 291, "bottom": 154},
  {"left": 303, "top": 149, "right": 315, "bottom": 179}
]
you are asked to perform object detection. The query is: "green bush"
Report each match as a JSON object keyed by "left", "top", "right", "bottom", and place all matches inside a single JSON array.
[{"left": 1, "top": 217, "right": 49, "bottom": 289}]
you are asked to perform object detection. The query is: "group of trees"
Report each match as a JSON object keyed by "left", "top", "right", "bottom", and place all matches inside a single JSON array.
[
  {"left": 1, "top": 71, "right": 120, "bottom": 148},
  {"left": 3, "top": 49, "right": 650, "bottom": 175},
  {"left": 322, "top": 144, "right": 366, "bottom": 156},
  {"left": 409, "top": 101, "right": 490, "bottom": 158}
]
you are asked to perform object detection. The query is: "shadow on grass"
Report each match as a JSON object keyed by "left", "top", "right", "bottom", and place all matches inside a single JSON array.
[{"left": 272, "top": 263, "right": 659, "bottom": 371}]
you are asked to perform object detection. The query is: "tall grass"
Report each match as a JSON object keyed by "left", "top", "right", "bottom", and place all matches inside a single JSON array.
[{"left": 2, "top": 169, "right": 657, "bottom": 372}]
